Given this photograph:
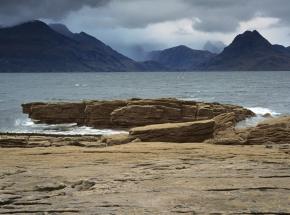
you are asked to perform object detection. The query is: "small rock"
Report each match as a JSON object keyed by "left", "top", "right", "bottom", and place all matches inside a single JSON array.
[{"left": 263, "top": 113, "right": 273, "bottom": 118}]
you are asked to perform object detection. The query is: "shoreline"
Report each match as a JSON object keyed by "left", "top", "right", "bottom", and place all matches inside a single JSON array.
[
  {"left": 1, "top": 98, "right": 289, "bottom": 146},
  {"left": 1, "top": 99, "right": 290, "bottom": 213}
]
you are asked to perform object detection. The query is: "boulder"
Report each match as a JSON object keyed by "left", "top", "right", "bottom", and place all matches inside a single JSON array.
[
  {"left": 263, "top": 113, "right": 273, "bottom": 118},
  {"left": 129, "top": 120, "right": 215, "bottom": 143}
]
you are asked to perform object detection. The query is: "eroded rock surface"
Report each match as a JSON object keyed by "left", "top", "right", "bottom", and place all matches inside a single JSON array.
[
  {"left": 22, "top": 98, "right": 255, "bottom": 129},
  {"left": 0, "top": 142, "right": 289, "bottom": 214}
]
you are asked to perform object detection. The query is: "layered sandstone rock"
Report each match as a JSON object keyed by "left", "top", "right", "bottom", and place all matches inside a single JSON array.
[
  {"left": 84, "top": 100, "right": 127, "bottom": 128},
  {"left": 22, "top": 98, "right": 255, "bottom": 129},
  {"left": 246, "top": 116, "right": 290, "bottom": 144},
  {"left": 0, "top": 133, "right": 102, "bottom": 148},
  {"left": 1, "top": 116, "right": 289, "bottom": 148},
  {"left": 111, "top": 105, "right": 182, "bottom": 126},
  {"left": 210, "top": 116, "right": 290, "bottom": 145},
  {"left": 129, "top": 120, "right": 215, "bottom": 143},
  {"left": 213, "top": 112, "right": 236, "bottom": 133},
  {"left": 22, "top": 102, "right": 86, "bottom": 124}
]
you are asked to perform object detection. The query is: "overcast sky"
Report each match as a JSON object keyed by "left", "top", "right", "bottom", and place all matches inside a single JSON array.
[{"left": 1, "top": 0, "right": 290, "bottom": 59}]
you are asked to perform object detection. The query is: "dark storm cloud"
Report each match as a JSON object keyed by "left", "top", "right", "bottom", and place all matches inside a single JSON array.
[
  {"left": 2, "top": 0, "right": 290, "bottom": 33},
  {"left": 73, "top": 0, "right": 290, "bottom": 33},
  {"left": 99, "top": 0, "right": 290, "bottom": 33},
  {"left": 0, "top": 0, "right": 110, "bottom": 26}
]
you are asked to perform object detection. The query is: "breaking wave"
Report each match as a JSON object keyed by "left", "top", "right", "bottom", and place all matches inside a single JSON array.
[
  {"left": 11, "top": 118, "right": 127, "bottom": 135},
  {"left": 236, "top": 106, "right": 281, "bottom": 128},
  {"left": 248, "top": 107, "right": 280, "bottom": 116}
]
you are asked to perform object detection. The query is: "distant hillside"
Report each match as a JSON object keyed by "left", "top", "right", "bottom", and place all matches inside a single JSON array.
[
  {"left": 147, "top": 45, "right": 216, "bottom": 71},
  {"left": 203, "top": 41, "right": 225, "bottom": 54},
  {"left": 0, "top": 21, "right": 162, "bottom": 72},
  {"left": 205, "top": 30, "right": 290, "bottom": 71},
  {"left": 1, "top": 22, "right": 290, "bottom": 72}
]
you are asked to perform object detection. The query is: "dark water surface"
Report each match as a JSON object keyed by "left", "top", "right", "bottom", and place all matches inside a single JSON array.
[{"left": 0, "top": 71, "right": 289, "bottom": 134}]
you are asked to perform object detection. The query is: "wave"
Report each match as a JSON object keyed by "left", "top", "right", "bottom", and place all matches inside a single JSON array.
[
  {"left": 248, "top": 107, "right": 280, "bottom": 116},
  {"left": 12, "top": 118, "right": 127, "bottom": 135},
  {"left": 236, "top": 106, "right": 280, "bottom": 128}
]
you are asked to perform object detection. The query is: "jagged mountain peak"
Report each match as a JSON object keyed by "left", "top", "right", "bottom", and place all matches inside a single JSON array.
[
  {"left": 0, "top": 20, "right": 161, "bottom": 72},
  {"left": 229, "top": 30, "right": 272, "bottom": 50},
  {"left": 205, "top": 30, "right": 290, "bottom": 70}
]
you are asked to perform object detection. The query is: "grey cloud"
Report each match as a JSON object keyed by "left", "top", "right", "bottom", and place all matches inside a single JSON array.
[
  {"left": 3, "top": 0, "right": 290, "bottom": 33},
  {"left": 2, "top": 0, "right": 290, "bottom": 53},
  {"left": 0, "top": 0, "right": 110, "bottom": 26},
  {"left": 186, "top": 0, "right": 290, "bottom": 32},
  {"left": 81, "top": 0, "right": 290, "bottom": 33}
]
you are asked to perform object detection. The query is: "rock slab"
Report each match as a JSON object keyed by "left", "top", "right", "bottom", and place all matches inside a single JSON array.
[{"left": 129, "top": 119, "right": 215, "bottom": 143}]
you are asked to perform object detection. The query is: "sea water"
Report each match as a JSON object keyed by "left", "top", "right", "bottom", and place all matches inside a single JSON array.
[{"left": 0, "top": 71, "right": 289, "bottom": 135}]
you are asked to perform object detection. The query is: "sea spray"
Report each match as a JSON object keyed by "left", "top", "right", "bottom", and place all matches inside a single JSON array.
[
  {"left": 13, "top": 118, "right": 127, "bottom": 135},
  {"left": 236, "top": 107, "right": 281, "bottom": 128}
]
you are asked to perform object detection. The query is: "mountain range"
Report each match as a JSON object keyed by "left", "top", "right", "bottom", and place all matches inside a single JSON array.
[
  {"left": 0, "top": 21, "right": 163, "bottom": 72},
  {"left": 0, "top": 20, "right": 290, "bottom": 72}
]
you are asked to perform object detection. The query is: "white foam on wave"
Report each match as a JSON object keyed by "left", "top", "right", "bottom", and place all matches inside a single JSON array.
[
  {"left": 248, "top": 107, "right": 280, "bottom": 116},
  {"left": 13, "top": 118, "right": 127, "bottom": 135},
  {"left": 179, "top": 97, "right": 203, "bottom": 101},
  {"left": 236, "top": 107, "right": 281, "bottom": 128}
]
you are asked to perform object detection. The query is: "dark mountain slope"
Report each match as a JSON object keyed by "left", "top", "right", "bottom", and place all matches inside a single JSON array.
[
  {"left": 50, "top": 23, "right": 166, "bottom": 72},
  {"left": 0, "top": 21, "right": 156, "bottom": 72},
  {"left": 205, "top": 30, "right": 290, "bottom": 71}
]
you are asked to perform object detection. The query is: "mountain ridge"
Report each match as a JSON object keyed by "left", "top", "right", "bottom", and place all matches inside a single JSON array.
[
  {"left": 0, "top": 20, "right": 164, "bottom": 72},
  {"left": 204, "top": 30, "right": 290, "bottom": 71},
  {"left": 1, "top": 21, "right": 290, "bottom": 72}
]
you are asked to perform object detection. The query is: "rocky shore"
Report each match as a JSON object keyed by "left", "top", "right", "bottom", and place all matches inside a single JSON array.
[
  {"left": 22, "top": 98, "right": 254, "bottom": 129},
  {"left": 1, "top": 98, "right": 290, "bottom": 214}
]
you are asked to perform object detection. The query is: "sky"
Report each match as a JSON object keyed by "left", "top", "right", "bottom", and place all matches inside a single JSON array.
[{"left": 1, "top": 0, "right": 290, "bottom": 60}]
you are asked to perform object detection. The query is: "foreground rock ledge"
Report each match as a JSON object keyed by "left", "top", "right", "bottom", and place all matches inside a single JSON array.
[
  {"left": 22, "top": 98, "right": 255, "bottom": 129},
  {"left": 0, "top": 142, "right": 289, "bottom": 214}
]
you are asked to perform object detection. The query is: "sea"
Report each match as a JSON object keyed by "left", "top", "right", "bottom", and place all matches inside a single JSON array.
[{"left": 0, "top": 71, "right": 289, "bottom": 135}]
